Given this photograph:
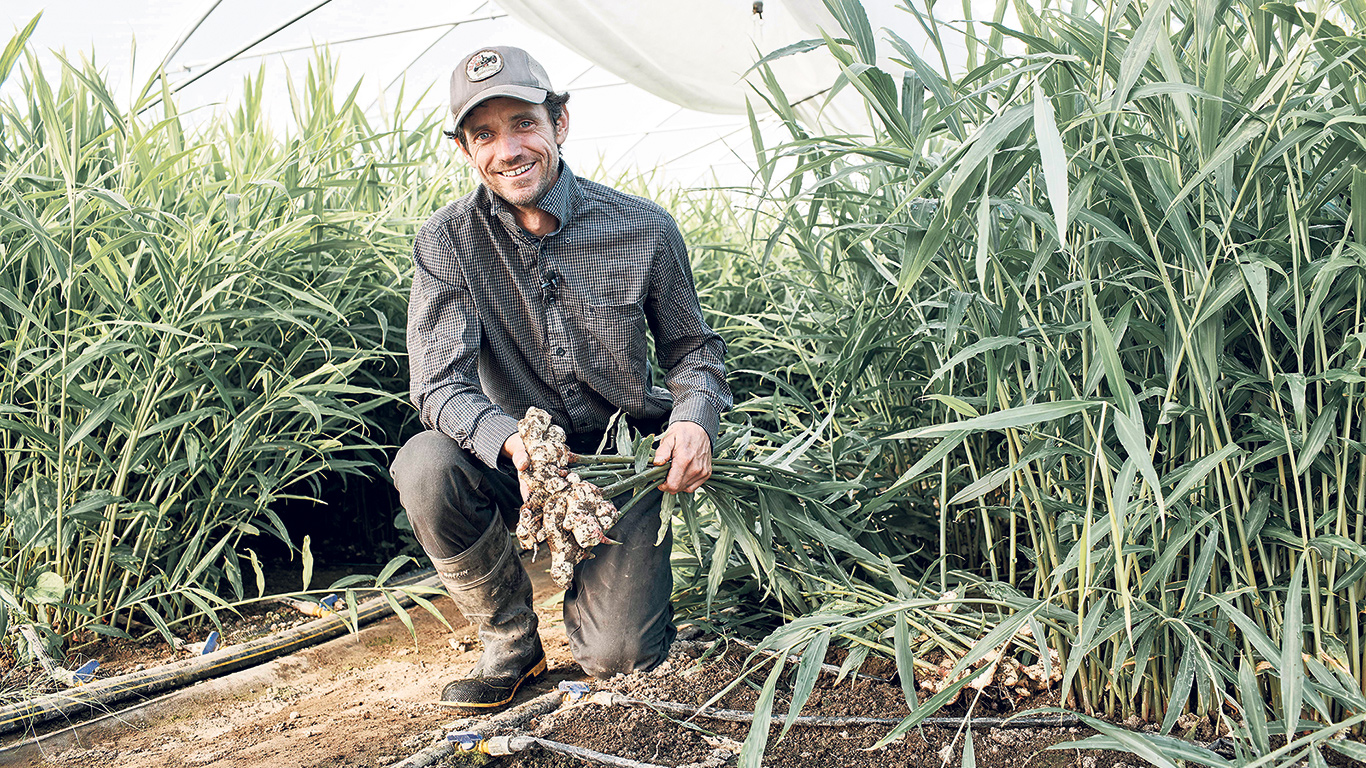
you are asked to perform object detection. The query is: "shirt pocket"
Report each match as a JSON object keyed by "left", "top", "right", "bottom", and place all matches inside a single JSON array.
[{"left": 584, "top": 302, "right": 649, "bottom": 366}]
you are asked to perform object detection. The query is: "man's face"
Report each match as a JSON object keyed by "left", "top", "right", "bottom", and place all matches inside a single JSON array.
[{"left": 459, "top": 97, "right": 568, "bottom": 210}]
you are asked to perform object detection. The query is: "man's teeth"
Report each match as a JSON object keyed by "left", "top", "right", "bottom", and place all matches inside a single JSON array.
[{"left": 499, "top": 164, "right": 533, "bottom": 178}]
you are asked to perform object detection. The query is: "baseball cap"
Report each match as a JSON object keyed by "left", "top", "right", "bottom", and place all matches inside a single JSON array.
[{"left": 450, "top": 46, "right": 555, "bottom": 129}]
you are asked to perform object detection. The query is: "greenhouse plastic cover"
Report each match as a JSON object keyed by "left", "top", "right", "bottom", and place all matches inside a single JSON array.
[
  {"left": 494, "top": 0, "right": 913, "bottom": 126},
  {"left": 1, "top": 0, "right": 962, "bottom": 185}
]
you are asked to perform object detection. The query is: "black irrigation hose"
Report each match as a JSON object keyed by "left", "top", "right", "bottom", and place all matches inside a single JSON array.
[
  {"left": 0, "top": 569, "right": 440, "bottom": 738},
  {"left": 596, "top": 693, "right": 1081, "bottom": 730}
]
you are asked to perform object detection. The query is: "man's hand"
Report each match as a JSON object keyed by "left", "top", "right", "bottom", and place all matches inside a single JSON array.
[
  {"left": 503, "top": 433, "right": 531, "bottom": 502},
  {"left": 653, "top": 421, "right": 712, "bottom": 494}
]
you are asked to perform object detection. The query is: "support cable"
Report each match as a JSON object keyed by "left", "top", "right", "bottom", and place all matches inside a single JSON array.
[
  {"left": 370, "top": 2, "right": 498, "bottom": 113},
  {"left": 139, "top": 0, "right": 337, "bottom": 114},
  {"left": 177, "top": 15, "right": 506, "bottom": 70},
  {"left": 148, "top": 0, "right": 224, "bottom": 92}
]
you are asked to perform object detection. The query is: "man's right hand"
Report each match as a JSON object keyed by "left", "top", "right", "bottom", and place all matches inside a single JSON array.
[{"left": 503, "top": 433, "right": 531, "bottom": 503}]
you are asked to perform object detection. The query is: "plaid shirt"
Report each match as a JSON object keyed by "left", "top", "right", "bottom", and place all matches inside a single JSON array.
[{"left": 407, "top": 163, "right": 732, "bottom": 468}]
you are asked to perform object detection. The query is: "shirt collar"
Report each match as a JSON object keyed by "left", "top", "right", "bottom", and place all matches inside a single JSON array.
[{"left": 485, "top": 161, "right": 583, "bottom": 238}]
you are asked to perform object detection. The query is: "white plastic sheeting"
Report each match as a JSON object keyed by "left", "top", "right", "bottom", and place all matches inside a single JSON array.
[
  {"left": 1, "top": 0, "right": 969, "bottom": 184},
  {"left": 494, "top": 0, "right": 833, "bottom": 113},
  {"left": 494, "top": 0, "right": 927, "bottom": 131}
]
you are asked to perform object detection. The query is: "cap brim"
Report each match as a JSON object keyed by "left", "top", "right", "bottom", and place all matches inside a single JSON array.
[{"left": 452, "top": 85, "right": 549, "bottom": 130}]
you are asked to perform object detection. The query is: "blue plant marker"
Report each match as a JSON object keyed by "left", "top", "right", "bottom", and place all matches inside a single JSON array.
[
  {"left": 557, "top": 680, "right": 589, "bottom": 702},
  {"left": 447, "top": 732, "right": 482, "bottom": 750},
  {"left": 201, "top": 631, "right": 219, "bottom": 655},
  {"left": 71, "top": 659, "right": 99, "bottom": 683},
  {"left": 320, "top": 594, "right": 340, "bottom": 611}
]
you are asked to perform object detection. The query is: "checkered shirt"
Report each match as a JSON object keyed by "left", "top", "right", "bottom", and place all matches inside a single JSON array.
[{"left": 407, "top": 163, "right": 732, "bottom": 468}]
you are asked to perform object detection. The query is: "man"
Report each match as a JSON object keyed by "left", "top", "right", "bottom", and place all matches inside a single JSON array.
[{"left": 390, "top": 45, "right": 731, "bottom": 712}]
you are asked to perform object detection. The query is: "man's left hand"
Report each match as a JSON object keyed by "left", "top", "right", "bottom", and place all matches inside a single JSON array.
[{"left": 653, "top": 421, "right": 712, "bottom": 494}]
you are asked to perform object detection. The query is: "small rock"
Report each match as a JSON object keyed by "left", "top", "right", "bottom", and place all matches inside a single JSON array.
[{"left": 288, "top": 711, "right": 300, "bottom": 721}]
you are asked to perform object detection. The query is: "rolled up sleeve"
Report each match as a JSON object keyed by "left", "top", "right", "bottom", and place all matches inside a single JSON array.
[{"left": 646, "top": 223, "right": 732, "bottom": 448}]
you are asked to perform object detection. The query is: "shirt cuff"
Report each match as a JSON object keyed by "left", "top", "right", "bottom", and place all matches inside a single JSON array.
[
  {"left": 669, "top": 400, "right": 720, "bottom": 452},
  {"left": 471, "top": 411, "right": 519, "bottom": 469}
]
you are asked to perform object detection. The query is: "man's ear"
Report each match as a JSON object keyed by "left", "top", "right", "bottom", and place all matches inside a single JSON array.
[
  {"left": 456, "top": 134, "right": 473, "bottom": 162},
  {"left": 554, "top": 104, "right": 569, "bottom": 147}
]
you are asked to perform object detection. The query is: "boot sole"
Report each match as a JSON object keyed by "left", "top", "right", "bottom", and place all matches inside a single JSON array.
[{"left": 436, "top": 656, "right": 548, "bottom": 710}]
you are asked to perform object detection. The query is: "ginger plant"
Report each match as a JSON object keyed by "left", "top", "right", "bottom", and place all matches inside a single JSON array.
[{"left": 514, "top": 408, "right": 624, "bottom": 587}]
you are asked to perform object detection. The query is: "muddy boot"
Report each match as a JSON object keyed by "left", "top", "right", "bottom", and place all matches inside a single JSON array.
[{"left": 432, "top": 517, "right": 546, "bottom": 711}]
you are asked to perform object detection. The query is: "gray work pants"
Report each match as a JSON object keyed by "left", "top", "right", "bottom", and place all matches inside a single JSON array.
[{"left": 391, "top": 430, "right": 676, "bottom": 678}]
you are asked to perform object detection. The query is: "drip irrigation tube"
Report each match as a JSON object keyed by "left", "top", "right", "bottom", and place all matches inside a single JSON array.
[
  {"left": 0, "top": 570, "right": 440, "bottom": 738},
  {"left": 590, "top": 692, "right": 1081, "bottom": 730},
  {"left": 452, "top": 733, "right": 671, "bottom": 768},
  {"left": 729, "top": 636, "right": 891, "bottom": 682},
  {"left": 388, "top": 686, "right": 575, "bottom": 768},
  {"left": 392, "top": 681, "right": 1079, "bottom": 768}
]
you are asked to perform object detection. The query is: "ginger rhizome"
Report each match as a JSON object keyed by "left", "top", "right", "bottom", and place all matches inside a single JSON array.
[{"left": 514, "top": 408, "right": 623, "bottom": 588}]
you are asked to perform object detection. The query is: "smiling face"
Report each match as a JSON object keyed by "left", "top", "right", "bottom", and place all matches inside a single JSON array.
[{"left": 459, "top": 97, "right": 569, "bottom": 216}]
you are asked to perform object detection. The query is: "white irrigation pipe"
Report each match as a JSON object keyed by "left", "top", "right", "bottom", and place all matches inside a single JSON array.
[
  {"left": 452, "top": 733, "right": 671, "bottom": 768},
  {"left": 388, "top": 686, "right": 575, "bottom": 768},
  {"left": 729, "top": 636, "right": 892, "bottom": 682},
  {"left": 394, "top": 679, "right": 1080, "bottom": 768},
  {"left": 588, "top": 692, "right": 1081, "bottom": 729}
]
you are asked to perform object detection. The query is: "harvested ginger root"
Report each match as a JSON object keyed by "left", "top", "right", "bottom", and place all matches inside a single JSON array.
[{"left": 514, "top": 407, "right": 623, "bottom": 587}]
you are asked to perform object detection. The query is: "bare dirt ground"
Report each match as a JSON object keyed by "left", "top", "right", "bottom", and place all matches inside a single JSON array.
[
  {"left": 493, "top": 642, "right": 1148, "bottom": 768},
  {"left": 1, "top": 553, "right": 583, "bottom": 768},
  {"left": 9, "top": 555, "right": 1357, "bottom": 768}
]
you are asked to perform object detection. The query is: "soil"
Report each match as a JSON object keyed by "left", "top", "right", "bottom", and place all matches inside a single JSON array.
[
  {"left": 484, "top": 642, "right": 1145, "bottom": 768},
  {"left": 0, "top": 552, "right": 583, "bottom": 768},
  {"left": 3, "top": 555, "right": 1361, "bottom": 768}
]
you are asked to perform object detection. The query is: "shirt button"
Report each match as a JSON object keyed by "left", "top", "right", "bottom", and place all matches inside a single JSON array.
[{"left": 555, "top": 347, "right": 566, "bottom": 356}]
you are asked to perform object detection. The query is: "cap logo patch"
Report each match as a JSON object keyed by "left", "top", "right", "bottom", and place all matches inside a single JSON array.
[{"left": 466, "top": 50, "right": 503, "bottom": 82}]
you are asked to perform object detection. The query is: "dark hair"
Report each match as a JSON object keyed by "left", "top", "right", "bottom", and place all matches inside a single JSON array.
[{"left": 443, "top": 91, "right": 571, "bottom": 148}]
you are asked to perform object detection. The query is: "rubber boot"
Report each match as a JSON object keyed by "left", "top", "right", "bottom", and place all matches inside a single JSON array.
[{"left": 432, "top": 517, "right": 546, "bottom": 710}]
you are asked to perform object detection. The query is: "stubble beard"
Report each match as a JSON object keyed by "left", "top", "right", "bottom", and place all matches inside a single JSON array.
[{"left": 490, "top": 150, "right": 559, "bottom": 210}]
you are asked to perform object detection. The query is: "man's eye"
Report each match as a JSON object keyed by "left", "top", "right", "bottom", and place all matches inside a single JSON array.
[{"left": 520, "top": 120, "right": 534, "bottom": 128}]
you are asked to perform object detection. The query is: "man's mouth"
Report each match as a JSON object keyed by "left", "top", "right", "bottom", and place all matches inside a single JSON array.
[{"left": 498, "top": 163, "right": 535, "bottom": 178}]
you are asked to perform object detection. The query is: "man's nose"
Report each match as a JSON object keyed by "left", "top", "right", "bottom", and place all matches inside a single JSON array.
[{"left": 492, "top": 133, "right": 523, "bottom": 161}]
